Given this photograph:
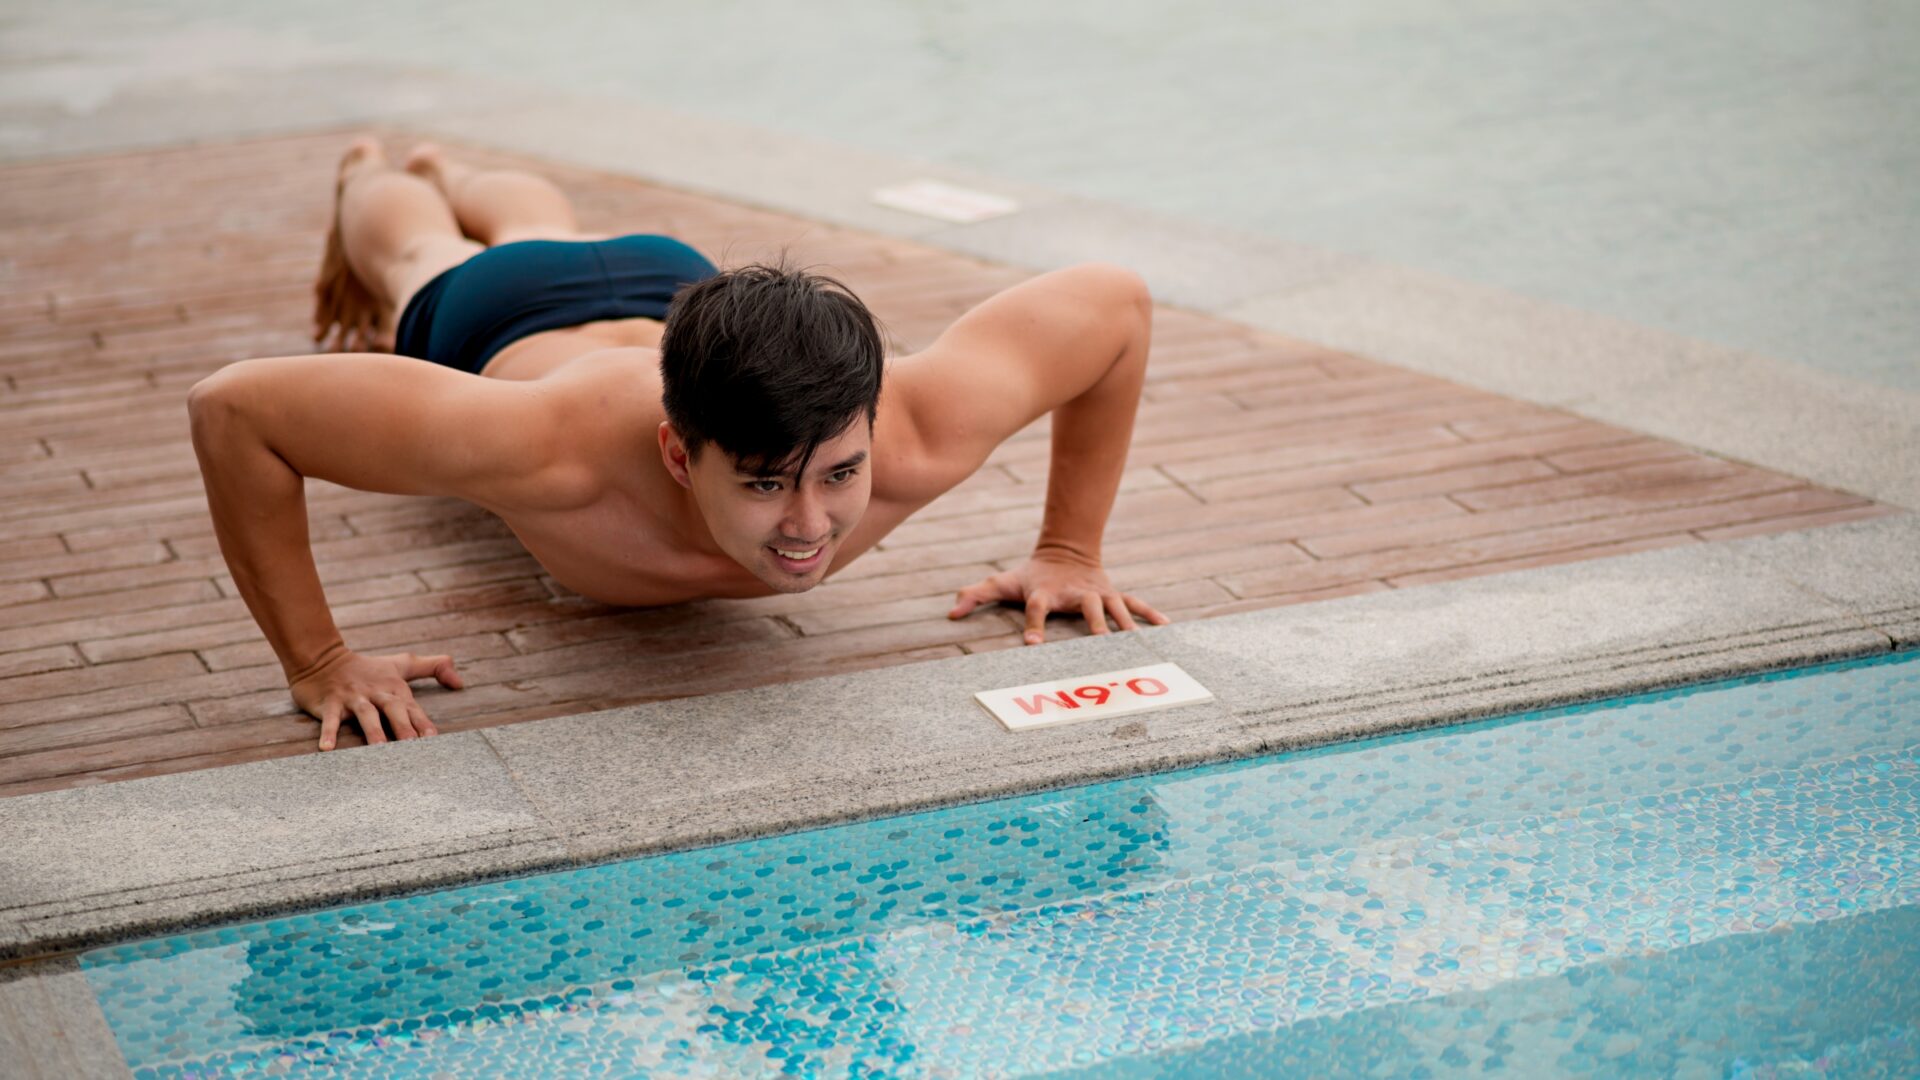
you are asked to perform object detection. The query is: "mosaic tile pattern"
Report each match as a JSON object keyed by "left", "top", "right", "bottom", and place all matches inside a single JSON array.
[{"left": 82, "top": 652, "right": 1920, "bottom": 1078}]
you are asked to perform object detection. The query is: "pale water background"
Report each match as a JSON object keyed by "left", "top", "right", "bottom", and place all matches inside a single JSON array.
[{"left": 2, "top": 0, "right": 1916, "bottom": 388}]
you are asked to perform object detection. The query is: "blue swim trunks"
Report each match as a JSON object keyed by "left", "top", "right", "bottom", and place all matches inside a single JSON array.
[{"left": 393, "top": 234, "right": 718, "bottom": 375}]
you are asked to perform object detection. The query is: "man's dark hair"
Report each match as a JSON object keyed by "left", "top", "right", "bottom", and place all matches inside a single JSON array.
[{"left": 659, "top": 262, "right": 884, "bottom": 477}]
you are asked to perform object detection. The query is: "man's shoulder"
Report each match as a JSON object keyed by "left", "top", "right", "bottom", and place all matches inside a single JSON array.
[
  {"left": 540, "top": 348, "right": 667, "bottom": 422},
  {"left": 479, "top": 348, "right": 663, "bottom": 508},
  {"left": 869, "top": 330, "right": 1031, "bottom": 511}
]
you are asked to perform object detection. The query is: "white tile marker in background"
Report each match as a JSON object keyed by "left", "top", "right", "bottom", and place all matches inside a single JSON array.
[
  {"left": 976, "top": 662, "right": 1213, "bottom": 732},
  {"left": 870, "top": 179, "right": 1020, "bottom": 223}
]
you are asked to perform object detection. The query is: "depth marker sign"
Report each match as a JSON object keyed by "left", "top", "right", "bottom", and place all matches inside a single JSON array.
[{"left": 976, "top": 662, "right": 1213, "bottom": 732}]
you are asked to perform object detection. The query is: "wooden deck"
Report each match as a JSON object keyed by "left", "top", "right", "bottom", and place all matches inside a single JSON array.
[{"left": 0, "top": 132, "right": 1893, "bottom": 797}]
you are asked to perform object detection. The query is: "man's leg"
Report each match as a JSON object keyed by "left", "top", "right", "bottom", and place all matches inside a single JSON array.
[
  {"left": 315, "top": 138, "right": 483, "bottom": 352},
  {"left": 403, "top": 143, "right": 604, "bottom": 246}
]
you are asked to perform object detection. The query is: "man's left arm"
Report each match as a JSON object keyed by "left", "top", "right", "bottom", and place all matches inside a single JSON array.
[{"left": 888, "top": 262, "right": 1168, "bottom": 644}]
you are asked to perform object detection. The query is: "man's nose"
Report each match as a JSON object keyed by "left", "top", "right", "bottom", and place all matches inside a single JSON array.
[{"left": 781, "top": 487, "right": 831, "bottom": 541}]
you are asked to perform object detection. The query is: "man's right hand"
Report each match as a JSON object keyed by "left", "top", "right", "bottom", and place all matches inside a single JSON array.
[{"left": 289, "top": 647, "right": 465, "bottom": 750}]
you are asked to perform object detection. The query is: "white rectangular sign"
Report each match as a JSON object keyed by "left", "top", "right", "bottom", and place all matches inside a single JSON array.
[
  {"left": 976, "top": 662, "right": 1213, "bottom": 732},
  {"left": 871, "top": 179, "right": 1020, "bottom": 223}
]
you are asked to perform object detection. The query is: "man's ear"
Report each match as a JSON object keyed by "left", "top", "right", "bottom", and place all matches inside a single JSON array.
[{"left": 658, "top": 421, "right": 693, "bottom": 488}]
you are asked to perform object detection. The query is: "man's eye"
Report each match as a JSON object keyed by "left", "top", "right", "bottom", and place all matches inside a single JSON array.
[
  {"left": 747, "top": 480, "right": 782, "bottom": 494},
  {"left": 827, "top": 469, "right": 857, "bottom": 485}
]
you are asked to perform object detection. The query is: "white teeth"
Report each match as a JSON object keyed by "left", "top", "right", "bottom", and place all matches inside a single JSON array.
[{"left": 774, "top": 547, "right": 821, "bottom": 561}]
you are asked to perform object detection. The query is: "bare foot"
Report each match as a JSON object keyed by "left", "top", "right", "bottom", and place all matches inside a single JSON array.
[
  {"left": 402, "top": 141, "right": 474, "bottom": 203},
  {"left": 312, "top": 137, "right": 389, "bottom": 352}
]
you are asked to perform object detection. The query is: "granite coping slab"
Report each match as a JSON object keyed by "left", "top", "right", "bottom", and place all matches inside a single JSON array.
[
  {"left": 1142, "top": 534, "right": 1859, "bottom": 719},
  {"left": 482, "top": 633, "right": 1173, "bottom": 830},
  {"left": 0, "top": 516, "right": 1911, "bottom": 964},
  {"left": 918, "top": 196, "right": 1367, "bottom": 313},
  {"left": 415, "top": 97, "right": 1070, "bottom": 244},
  {"left": 0, "top": 735, "right": 540, "bottom": 912},
  {"left": 1729, "top": 514, "right": 1920, "bottom": 637}
]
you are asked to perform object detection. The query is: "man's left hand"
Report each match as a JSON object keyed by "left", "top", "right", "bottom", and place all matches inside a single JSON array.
[{"left": 949, "top": 551, "right": 1170, "bottom": 645}]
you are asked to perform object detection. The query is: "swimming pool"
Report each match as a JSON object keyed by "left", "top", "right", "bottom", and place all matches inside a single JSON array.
[{"left": 81, "top": 651, "right": 1920, "bottom": 1077}]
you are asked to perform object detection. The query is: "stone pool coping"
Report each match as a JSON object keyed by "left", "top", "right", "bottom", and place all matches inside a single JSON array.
[{"left": 1, "top": 514, "right": 1913, "bottom": 978}]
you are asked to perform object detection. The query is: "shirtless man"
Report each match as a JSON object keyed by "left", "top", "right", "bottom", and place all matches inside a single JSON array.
[{"left": 188, "top": 139, "right": 1166, "bottom": 752}]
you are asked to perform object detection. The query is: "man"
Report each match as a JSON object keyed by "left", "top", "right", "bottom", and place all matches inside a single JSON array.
[{"left": 188, "top": 139, "right": 1167, "bottom": 752}]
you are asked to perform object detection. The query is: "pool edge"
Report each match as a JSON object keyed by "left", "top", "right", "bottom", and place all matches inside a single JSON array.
[{"left": 1, "top": 515, "right": 1912, "bottom": 965}]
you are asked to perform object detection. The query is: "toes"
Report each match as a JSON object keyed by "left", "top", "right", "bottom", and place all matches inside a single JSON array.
[
  {"left": 342, "top": 135, "right": 384, "bottom": 168},
  {"left": 402, "top": 141, "right": 443, "bottom": 178},
  {"left": 335, "top": 136, "right": 388, "bottom": 193}
]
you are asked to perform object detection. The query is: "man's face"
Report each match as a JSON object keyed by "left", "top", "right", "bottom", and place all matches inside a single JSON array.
[{"left": 662, "top": 417, "right": 873, "bottom": 593}]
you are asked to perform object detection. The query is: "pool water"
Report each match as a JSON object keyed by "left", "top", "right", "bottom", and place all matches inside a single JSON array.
[{"left": 83, "top": 652, "right": 1920, "bottom": 1078}]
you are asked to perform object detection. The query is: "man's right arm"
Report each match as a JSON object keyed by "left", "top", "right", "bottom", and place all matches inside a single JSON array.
[{"left": 186, "top": 352, "right": 579, "bottom": 748}]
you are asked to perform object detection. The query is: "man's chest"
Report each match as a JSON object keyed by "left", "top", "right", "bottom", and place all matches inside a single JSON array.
[
  {"left": 498, "top": 491, "right": 929, "bottom": 608},
  {"left": 500, "top": 498, "right": 736, "bottom": 607}
]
